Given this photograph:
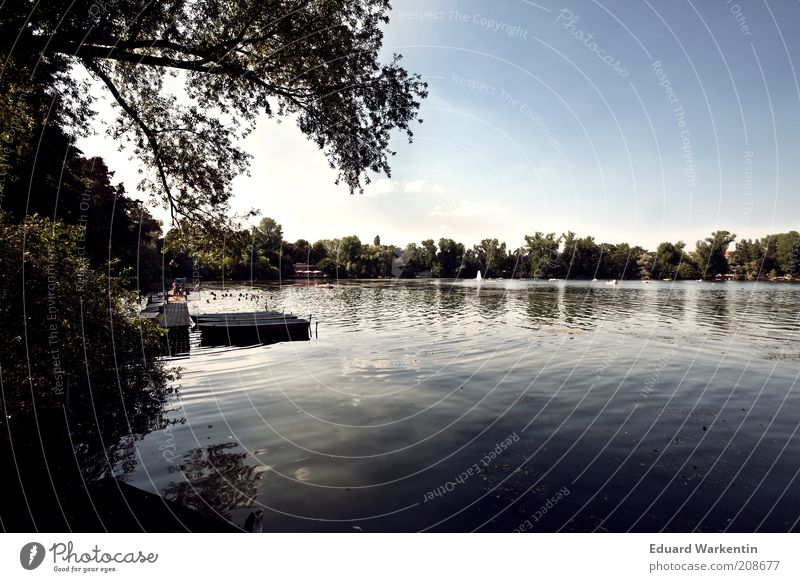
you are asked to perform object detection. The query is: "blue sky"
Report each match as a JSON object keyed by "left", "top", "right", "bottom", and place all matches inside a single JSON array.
[{"left": 79, "top": 0, "right": 800, "bottom": 250}]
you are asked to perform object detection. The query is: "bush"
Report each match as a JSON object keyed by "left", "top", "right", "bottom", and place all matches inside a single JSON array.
[{"left": 0, "top": 213, "right": 176, "bottom": 477}]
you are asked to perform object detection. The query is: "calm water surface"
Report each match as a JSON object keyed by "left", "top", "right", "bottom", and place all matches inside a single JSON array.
[{"left": 129, "top": 280, "right": 800, "bottom": 532}]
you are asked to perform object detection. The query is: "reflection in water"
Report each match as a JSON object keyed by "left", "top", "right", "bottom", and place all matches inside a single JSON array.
[
  {"left": 199, "top": 332, "right": 309, "bottom": 349},
  {"left": 163, "top": 443, "right": 263, "bottom": 520},
  {"left": 699, "top": 289, "right": 732, "bottom": 333},
  {"left": 475, "top": 286, "right": 507, "bottom": 320},
  {"left": 166, "top": 327, "right": 191, "bottom": 357},
  {"left": 0, "top": 367, "right": 176, "bottom": 530},
  {"left": 659, "top": 287, "right": 686, "bottom": 325},
  {"left": 438, "top": 285, "right": 466, "bottom": 321},
  {"left": 126, "top": 280, "right": 800, "bottom": 532},
  {"left": 525, "top": 287, "right": 560, "bottom": 326}
]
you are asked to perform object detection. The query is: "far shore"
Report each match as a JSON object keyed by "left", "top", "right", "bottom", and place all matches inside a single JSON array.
[{"left": 146, "top": 276, "right": 800, "bottom": 291}]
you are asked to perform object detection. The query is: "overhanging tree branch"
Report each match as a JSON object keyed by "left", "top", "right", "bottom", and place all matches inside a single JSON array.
[
  {"left": 81, "top": 58, "right": 183, "bottom": 222},
  {"left": 5, "top": 1, "right": 427, "bottom": 223}
]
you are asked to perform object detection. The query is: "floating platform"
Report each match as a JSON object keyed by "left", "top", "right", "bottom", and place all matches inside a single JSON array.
[
  {"left": 140, "top": 299, "right": 312, "bottom": 347},
  {"left": 196, "top": 311, "right": 310, "bottom": 346}
]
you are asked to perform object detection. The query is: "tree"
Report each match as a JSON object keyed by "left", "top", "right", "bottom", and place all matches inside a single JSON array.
[
  {"left": 774, "top": 231, "right": 800, "bottom": 275},
  {"left": 788, "top": 234, "right": 800, "bottom": 276},
  {"left": 610, "top": 243, "right": 639, "bottom": 280},
  {"left": 523, "top": 232, "right": 561, "bottom": 278},
  {"left": 675, "top": 258, "right": 700, "bottom": 280},
  {"left": 475, "top": 238, "right": 507, "bottom": 277},
  {"left": 560, "top": 234, "right": 599, "bottom": 278},
  {"left": 730, "top": 238, "right": 762, "bottom": 280},
  {"left": 75, "top": 157, "right": 164, "bottom": 289},
  {"left": 360, "top": 241, "right": 394, "bottom": 278},
  {"left": 436, "top": 238, "right": 464, "bottom": 278},
  {"left": 292, "top": 239, "right": 311, "bottom": 261},
  {"left": 696, "top": 231, "right": 736, "bottom": 278},
  {"left": 251, "top": 216, "right": 285, "bottom": 277},
  {"left": 559, "top": 231, "right": 577, "bottom": 278},
  {"left": 309, "top": 240, "right": 329, "bottom": 265},
  {"left": 398, "top": 242, "right": 422, "bottom": 278},
  {"left": 253, "top": 217, "right": 283, "bottom": 252},
  {"left": 0, "top": 212, "right": 175, "bottom": 503},
  {"left": 0, "top": 112, "right": 164, "bottom": 290},
  {"left": 0, "top": 211, "right": 172, "bottom": 412},
  {"left": 460, "top": 247, "right": 482, "bottom": 278},
  {"left": 420, "top": 239, "right": 438, "bottom": 272},
  {"left": 759, "top": 234, "right": 779, "bottom": 275},
  {"left": 637, "top": 250, "right": 654, "bottom": 280},
  {"left": 164, "top": 216, "right": 252, "bottom": 279},
  {"left": 652, "top": 241, "right": 686, "bottom": 280},
  {"left": 2, "top": 1, "right": 428, "bottom": 221},
  {"left": 318, "top": 257, "right": 338, "bottom": 279},
  {"left": 337, "top": 235, "right": 363, "bottom": 277}
]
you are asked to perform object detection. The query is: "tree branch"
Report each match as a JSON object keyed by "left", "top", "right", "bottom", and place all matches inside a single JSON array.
[
  {"left": 81, "top": 58, "right": 183, "bottom": 222},
  {"left": 54, "top": 40, "right": 216, "bottom": 72}
]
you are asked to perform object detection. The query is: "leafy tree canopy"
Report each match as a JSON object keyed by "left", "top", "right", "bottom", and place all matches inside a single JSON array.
[{"left": 2, "top": 0, "right": 427, "bottom": 222}]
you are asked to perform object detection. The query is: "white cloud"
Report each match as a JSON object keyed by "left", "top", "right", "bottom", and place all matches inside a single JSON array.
[
  {"left": 404, "top": 178, "right": 447, "bottom": 193},
  {"left": 428, "top": 200, "right": 505, "bottom": 218},
  {"left": 366, "top": 178, "right": 399, "bottom": 196},
  {"left": 360, "top": 177, "right": 448, "bottom": 197},
  {"left": 404, "top": 178, "right": 427, "bottom": 192}
]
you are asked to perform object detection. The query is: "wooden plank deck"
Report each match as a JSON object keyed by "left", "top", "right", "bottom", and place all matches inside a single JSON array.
[
  {"left": 196, "top": 311, "right": 310, "bottom": 346},
  {"left": 195, "top": 311, "right": 299, "bottom": 323},
  {"left": 140, "top": 297, "right": 164, "bottom": 320},
  {"left": 139, "top": 303, "right": 312, "bottom": 346},
  {"left": 161, "top": 302, "right": 193, "bottom": 328}
]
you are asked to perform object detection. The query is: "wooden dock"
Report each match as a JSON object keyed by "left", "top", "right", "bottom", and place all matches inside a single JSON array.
[
  {"left": 139, "top": 299, "right": 311, "bottom": 347},
  {"left": 196, "top": 311, "right": 310, "bottom": 346},
  {"left": 162, "top": 302, "right": 193, "bottom": 328},
  {"left": 140, "top": 296, "right": 164, "bottom": 320}
]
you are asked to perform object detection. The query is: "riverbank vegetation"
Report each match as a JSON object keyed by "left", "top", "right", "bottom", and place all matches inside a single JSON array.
[{"left": 162, "top": 220, "right": 800, "bottom": 283}]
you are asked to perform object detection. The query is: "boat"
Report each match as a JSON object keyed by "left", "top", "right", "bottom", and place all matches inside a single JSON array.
[
  {"left": 548, "top": 278, "right": 558, "bottom": 282},
  {"left": 607, "top": 279, "right": 618, "bottom": 285},
  {"left": 476, "top": 270, "right": 482, "bottom": 281},
  {"left": 591, "top": 278, "right": 598, "bottom": 282}
]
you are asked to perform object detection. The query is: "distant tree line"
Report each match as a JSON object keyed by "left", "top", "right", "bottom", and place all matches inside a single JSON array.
[{"left": 162, "top": 222, "right": 800, "bottom": 283}]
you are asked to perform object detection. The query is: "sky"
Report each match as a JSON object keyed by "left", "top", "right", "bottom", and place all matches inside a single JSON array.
[{"left": 78, "top": 0, "right": 800, "bottom": 251}]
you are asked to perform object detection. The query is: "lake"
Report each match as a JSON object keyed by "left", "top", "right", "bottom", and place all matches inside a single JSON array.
[{"left": 128, "top": 279, "right": 800, "bottom": 532}]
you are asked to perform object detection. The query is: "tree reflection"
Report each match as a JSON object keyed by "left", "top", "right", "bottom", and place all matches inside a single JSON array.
[
  {"left": 0, "top": 370, "right": 176, "bottom": 531},
  {"left": 526, "top": 287, "right": 560, "bottom": 325},
  {"left": 476, "top": 287, "right": 507, "bottom": 320},
  {"left": 163, "top": 443, "right": 262, "bottom": 520}
]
